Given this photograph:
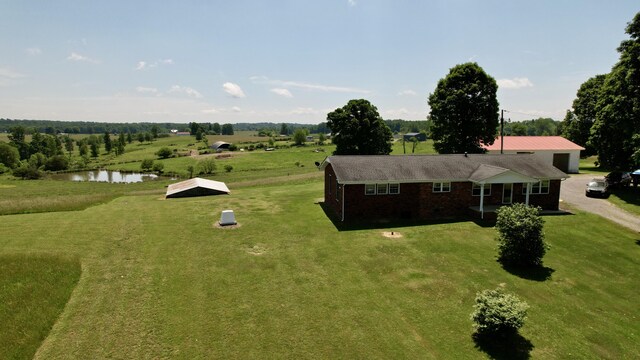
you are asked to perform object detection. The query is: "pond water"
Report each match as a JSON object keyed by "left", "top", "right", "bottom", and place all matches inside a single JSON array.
[{"left": 50, "top": 170, "right": 159, "bottom": 183}]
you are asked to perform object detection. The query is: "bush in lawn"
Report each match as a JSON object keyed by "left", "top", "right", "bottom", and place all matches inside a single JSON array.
[
  {"left": 141, "top": 159, "right": 154, "bottom": 171},
  {"left": 156, "top": 147, "right": 173, "bottom": 159},
  {"left": 152, "top": 162, "right": 164, "bottom": 173},
  {"left": 495, "top": 203, "right": 547, "bottom": 267},
  {"left": 471, "top": 288, "right": 529, "bottom": 335},
  {"left": 224, "top": 164, "right": 233, "bottom": 173},
  {"left": 198, "top": 157, "right": 217, "bottom": 174}
]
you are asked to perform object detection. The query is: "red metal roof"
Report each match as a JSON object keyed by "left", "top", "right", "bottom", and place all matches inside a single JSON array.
[{"left": 482, "top": 136, "right": 585, "bottom": 151}]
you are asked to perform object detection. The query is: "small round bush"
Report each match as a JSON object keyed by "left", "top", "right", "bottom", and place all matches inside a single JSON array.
[
  {"left": 224, "top": 164, "right": 233, "bottom": 173},
  {"left": 140, "top": 159, "right": 154, "bottom": 171},
  {"left": 152, "top": 162, "right": 164, "bottom": 173},
  {"left": 156, "top": 147, "right": 173, "bottom": 159},
  {"left": 471, "top": 288, "right": 529, "bottom": 335},
  {"left": 495, "top": 203, "right": 547, "bottom": 267}
]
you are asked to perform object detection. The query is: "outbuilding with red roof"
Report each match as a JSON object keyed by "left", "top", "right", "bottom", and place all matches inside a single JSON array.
[{"left": 482, "top": 136, "right": 584, "bottom": 173}]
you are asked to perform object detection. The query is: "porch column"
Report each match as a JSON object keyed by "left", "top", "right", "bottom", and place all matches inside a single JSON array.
[
  {"left": 525, "top": 183, "right": 531, "bottom": 205},
  {"left": 479, "top": 183, "right": 485, "bottom": 219}
]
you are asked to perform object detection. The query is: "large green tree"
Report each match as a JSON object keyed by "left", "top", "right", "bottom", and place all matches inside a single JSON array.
[
  {"left": 589, "top": 12, "right": 640, "bottom": 169},
  {"left": 326, "top": 99, "right": 393, "bottom": 155},
  {"left": 562, "top": 75, "right": 606, "bottom": 156},
  {"left": 428, "top": 62, "right": 499, "bottom": 154}
]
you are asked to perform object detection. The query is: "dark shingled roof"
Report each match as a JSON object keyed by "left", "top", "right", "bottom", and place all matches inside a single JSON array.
[{"left": 322, "top": 154, "right": 568, "bottom": 183}]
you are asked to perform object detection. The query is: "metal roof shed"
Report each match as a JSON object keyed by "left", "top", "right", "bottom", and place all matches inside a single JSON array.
[{"left": 165, "top": 177, "right": 230, "bottom": 198}]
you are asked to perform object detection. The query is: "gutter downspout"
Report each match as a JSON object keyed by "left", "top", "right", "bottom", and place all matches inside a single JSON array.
[
  {"left": 525, "top": 183, "right": 531, "bottom": 205},
  {"left": 480, "top": 183, "right": 485, "bottom": 220},
  {"left": 341, "top": 184, "right": 345, "bottom": 222}
]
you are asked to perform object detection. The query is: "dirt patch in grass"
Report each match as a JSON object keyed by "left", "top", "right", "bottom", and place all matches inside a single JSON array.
[
  {"left": 382, "top": 231, "right": 403, "bottom": 238},
  {"left": 243, "top": 244, "right": 267, "bottom": 256},
  {"left": 213, "top": 222, "right": 241, "bottom": 229}
]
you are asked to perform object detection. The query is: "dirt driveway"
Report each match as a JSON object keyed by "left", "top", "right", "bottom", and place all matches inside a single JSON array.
[{"left": 560, "top": 174, "right": 640, "bottom": 233}]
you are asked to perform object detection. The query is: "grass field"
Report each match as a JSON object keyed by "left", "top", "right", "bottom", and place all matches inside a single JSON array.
[
  {"left": 1, "top": 133, "right": 639, "bottom": 358},
  {"left": 1, "top": 178, "right": 639, "bottom": 358}
]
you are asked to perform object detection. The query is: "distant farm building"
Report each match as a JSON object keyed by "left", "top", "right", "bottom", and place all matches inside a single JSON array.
[
  {"left": 403, "top": 132, "right": 427, "bottom": 142},
  {"left": 175, "top": 131, "right": 191, "bottom": 136},
  {"left": 306, "top": 135, "right": 315, "bottom": 142},
  {"left": 165, "top": 178, "right": 230, "bottom": 198},
  {"left": 482, "top": 136, "right": 584, "bottom": 173},
  {"left": 210, "top": 141, "right": 231, "bottom": 151}
]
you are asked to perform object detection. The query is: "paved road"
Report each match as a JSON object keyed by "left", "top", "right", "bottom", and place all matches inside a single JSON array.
[{"left": 560, "top": 174, "right": 640, "bottom": 233}]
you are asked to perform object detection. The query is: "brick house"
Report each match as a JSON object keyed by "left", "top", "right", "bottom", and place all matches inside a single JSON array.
[{"left": 320, "top": 154, "right": 568, "bottom": 222}]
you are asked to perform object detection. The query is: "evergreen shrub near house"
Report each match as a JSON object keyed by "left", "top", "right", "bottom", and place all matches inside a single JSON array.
[
  {"left": 495, "top": 203, "right": 548, "bottom": 267},
  {"left": 471, "top": 288, "right": 529, "bottom": 335}
]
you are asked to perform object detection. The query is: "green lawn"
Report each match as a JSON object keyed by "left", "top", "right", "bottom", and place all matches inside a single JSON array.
[
  {"left": 0, "top": 177, "right": 638, "bottom": 358},
  {"left": 579, "top": 156, "right": 610, "bottom": 176},
  {"left": 0, "top": 254, "right": 81, "bottom": 360}
]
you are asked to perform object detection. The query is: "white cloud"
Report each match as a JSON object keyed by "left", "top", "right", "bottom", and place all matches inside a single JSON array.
[
  {"left": 201, "top": 108, "right": 219, "bottom": 114},
  {"left": 135, "top": 59, "right": 173, "bottom": 70},
  {"left": 136, "top": 86, "right": 158, "bottom": 94},
  {"left": 168, "top": 85, "right": 203, "bottom": 98},
  {"left": 270, "top": 88, "right": 293, "bottom": 98},
  {"left": 26, "top": 47, "right": 42, "bottom": 56},
  {"left": 398, "top": 90, "right": 417, "bottom": 96},
  {"left": 67, "top": 52, "right": 99, "bottom": 64},
  {"left": 251, "top": 76, "right": 370, "bottom": 94},
  {"left": 348, "top": 0, "right": 357, "bottom": 6},
  {"left": 223, "top": 82, "right": 246, "bottom": 98},
  {"left": 497, "top": 77, "right": 533, "bottom": 89},
  {"left": 232, "top": 106, "right": 242, "bottom": 112},
  {"left": 0, "top": 67, "right": 26, "bottom": 79}
]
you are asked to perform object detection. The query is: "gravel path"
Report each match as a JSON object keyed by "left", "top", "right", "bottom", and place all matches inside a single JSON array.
[{"left": 560, "top": 174, "right": 640, "bottom": 233}]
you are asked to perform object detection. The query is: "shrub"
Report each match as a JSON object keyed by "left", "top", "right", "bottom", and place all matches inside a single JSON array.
[
  {"left": 224, "top": 164, "right": 233, "bottom": 173},
  {"left": 13, "top": 164, "right": 43, "bottom": 179},
  {"left": 156, "top": 147, "right": 173, "bottom": 159},
  {"left": 141, "top": 159, "right": 154, "bottom": 171},
  {"left": 152, "top": 162, "right": 164, "bottom": 173},
  {"left": 495, "top": 203, "right": 548, "bottom": 267},
  {"left": 0, "top": 163, "right": 9, "bottom": 174},
  {"left": 198, "top": 157, "right": 217, "bottom": 174},
  {"left": 228, "top": 144, "right": 238, "bottom": 151},
  {"left": 0, "top": 142, "right": 20, "bottom": 169},
  {"left": 471, "top": 288, "right": 529, "bottom": 335},
  {"left": 44, "top": 155, "right": 69, "bottom": 171}
]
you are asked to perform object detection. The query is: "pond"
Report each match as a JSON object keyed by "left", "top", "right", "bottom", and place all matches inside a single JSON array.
[{"left": 49, "top": 170, "right": 160, "bottom": 183}]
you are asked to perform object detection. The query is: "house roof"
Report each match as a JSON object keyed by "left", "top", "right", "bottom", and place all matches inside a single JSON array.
[
  {"left": 321, "top": 154, "right": 568, "bottom": 184},
  {"left": 482, "top": 136, "right": 585, "bottom": 151},
  {"left": 165, "top": 177, "right": 230, "bottom": 198}
]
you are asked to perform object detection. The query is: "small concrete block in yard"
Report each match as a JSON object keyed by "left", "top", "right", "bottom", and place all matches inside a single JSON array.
[{"left": 219, "top": 210, "right": 237, "bottom": 226}]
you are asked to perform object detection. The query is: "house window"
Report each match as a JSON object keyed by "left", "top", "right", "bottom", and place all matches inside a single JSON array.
[
  {"left": 472, "top": 183, "right": 491, "bottom": 196},
  {"left": 365, "top": 183, "right": 400, "bottom": 195},
  {"left": 336, "top": 183, "right": 342, "bottom": 202},
  {"left": 433, "top": 182, "right": 451, "bottom": 193},
  {"left": 524, "top": 180, "right": 550, "bottom": 195},
  {"left": 365, "top": 184, "right": 376, "bottom": 195}
]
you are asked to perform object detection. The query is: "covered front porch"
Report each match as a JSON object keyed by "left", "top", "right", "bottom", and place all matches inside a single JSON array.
[{"left": 469, "top": 164, "right": 540, "bottom": 220}]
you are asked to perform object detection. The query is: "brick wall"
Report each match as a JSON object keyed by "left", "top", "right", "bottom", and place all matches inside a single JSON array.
[{"left": 324, "top": 165, "right": 562, "bottom": 221}]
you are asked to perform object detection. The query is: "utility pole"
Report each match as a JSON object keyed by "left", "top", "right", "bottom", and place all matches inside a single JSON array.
[{"left": 500, "top": 109, "right": 504, "bottom": 154}]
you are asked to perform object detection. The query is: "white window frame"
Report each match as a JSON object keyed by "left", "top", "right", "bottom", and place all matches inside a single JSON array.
[
  {"left": 472, "top": 183, "right": 491, "bottom": 196},
  {"left": 433, "top": 182, "right": 451, "bottom": 193},
  {"left": 376, "top": 183, "right": 388, "bottom": 195},
  {"left": 389, "top": 183, "right": 400, "bottom": 195},
  {"left": 365, "top": 184, "right": 376, "bottom": 195},
  {"left": 524, "top": 180, "right": 550, "bottom": 195}
]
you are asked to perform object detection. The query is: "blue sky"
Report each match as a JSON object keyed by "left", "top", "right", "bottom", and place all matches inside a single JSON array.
[{"left": 0, "top": 1, "right": 637, "bottom": 124}]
